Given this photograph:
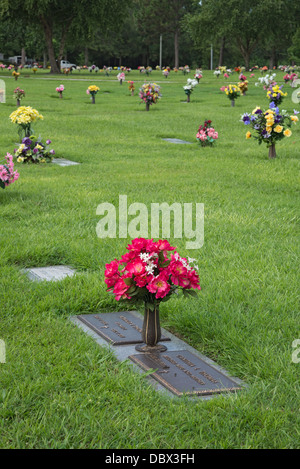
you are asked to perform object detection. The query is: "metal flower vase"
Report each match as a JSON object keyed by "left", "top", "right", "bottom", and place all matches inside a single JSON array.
[{"left": 135, "top": 303, "right": 167, "bottom": 353}]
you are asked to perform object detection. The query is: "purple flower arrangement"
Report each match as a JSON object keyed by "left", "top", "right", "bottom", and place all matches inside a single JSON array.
[
  {"left": 240, "top": 105, "right": 299, "bottom": 158},
  {"left": 14, "top": 137, "right": 55, "bottom": 164}
]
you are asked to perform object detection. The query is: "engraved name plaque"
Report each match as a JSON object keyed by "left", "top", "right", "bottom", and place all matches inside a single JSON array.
[
  {"left": 129, "top": 350, "right": 242, "bottom": 397},
  {"left": 77, "top": 312, "right": 171, "bottom": 346}
]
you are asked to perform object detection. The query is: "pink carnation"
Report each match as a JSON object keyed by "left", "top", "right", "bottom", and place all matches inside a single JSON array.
[{"left": 104, "top": 238, "right": 201, "bottom": 302}]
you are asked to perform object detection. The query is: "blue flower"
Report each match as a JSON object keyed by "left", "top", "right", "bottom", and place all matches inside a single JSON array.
[
  {"left": 241, "top": 113, "right": 251, "bottom": 124},
  {"left": 22, "top": 137, "right": 32, "bottom": 146}
]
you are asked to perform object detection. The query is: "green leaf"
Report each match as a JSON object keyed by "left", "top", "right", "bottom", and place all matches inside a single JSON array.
[{"left": 123, "top": 277, "right": 133, "bottom": 286}]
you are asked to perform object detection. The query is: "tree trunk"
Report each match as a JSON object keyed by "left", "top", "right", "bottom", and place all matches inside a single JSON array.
[
  {"left": 57, "top": 18, "right": 73, "bottom": 68},
  {"left": 43, "top": 50, "right": 47, "bottom": 69},
  {"left": 269, "top": 47, "right": 277, "bottom": 70},
  {"left": 84, "top": 47, "right": 89, "bottom": 66},
  {"left": 21, "top": 47, "right": 26, "bottom": 67},
  {"left": 174, "top": 29, "right": 179, "bottom": 69},
  {"left": 218, "top": 36, "right": 225, "bottom": 66},
  {"left": 40, "top": 16, "right": 60, "bottom": 74}
]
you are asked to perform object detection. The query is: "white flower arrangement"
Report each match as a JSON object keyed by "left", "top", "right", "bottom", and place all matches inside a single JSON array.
[{"left": 255, "top": 73, "right": 276, "bottom": 87}]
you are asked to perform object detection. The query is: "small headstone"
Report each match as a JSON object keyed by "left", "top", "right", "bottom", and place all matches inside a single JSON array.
[
  {"left": 162, "top": 138, "right": 192, "bottom": 144},
  {"left": 25, "top": 265, "right": 76, "bottom": 282},
  {"left": 0, "top": 79, "right": 6, "bottom": 103},
  {"left": 52, "top": 158, "right": 80, "bottom": 167}
]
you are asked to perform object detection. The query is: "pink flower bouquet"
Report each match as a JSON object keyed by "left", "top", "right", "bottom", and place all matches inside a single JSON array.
[
  {"left": 117, "top": 72, "right": 125, "bottom": 84},
  {"left": 196, "top": 120, "right": 218, "bottom": 147},
  {"left": 0, "top": 153, "right": 19, "bottom": 189},
  {"left": 56, "top": 84, "right": 64, "bottom": 98},
  {"left": 105, "top": 238, "right": 200, "bottom": 303},
  {"left": 105, "top": 238, "right": 201, "bottom": 351}
]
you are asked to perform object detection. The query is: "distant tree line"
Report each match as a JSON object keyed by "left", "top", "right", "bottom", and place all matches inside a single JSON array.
[{"left": 0, "top": 0, "right": 299, "bottom": 72}]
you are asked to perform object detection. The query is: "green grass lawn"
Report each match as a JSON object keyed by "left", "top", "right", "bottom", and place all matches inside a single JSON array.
[{"left": 0, "top": 68, "right": 299, "bottom": 449}]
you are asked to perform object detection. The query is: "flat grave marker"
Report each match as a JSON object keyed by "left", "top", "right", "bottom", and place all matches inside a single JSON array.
[
  {"left": 52, "top": 158, "right": 80, "bottom": 167},
  {"left": 129, "top": 350, "right": 242, "bottom": 397},
  {"left": 162, "top": 138, "right": 192, "bottom": 144},
  {"left": 77, "top": 311, "right": 171, "bottom": 346},
  {"left": 25, "top": 265, "right": 76, "bottom": 282},
  {"left": 72, "top": 311, "right": 244, "bottom": 399}
]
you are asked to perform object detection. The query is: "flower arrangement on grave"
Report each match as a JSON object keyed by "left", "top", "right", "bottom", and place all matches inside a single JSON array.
[
  {"left": 104, "top": 238, "right": 201, "bottom": 351},
  {"left": 56, "top": 84, "right": 64, "bottom": 98},
  {"left": 86, "top": 85, "right": 100, "bottom": 104},
  {"left": 240, "top": 105, "right": 298, "bottom": 158},
  {"left": 32, "top": 66, "right": 38, "bottom": 74},
  {"left": 213, "top": 70, "right": 221, "bottom": 78},
  {"left": 14, "top": 137, "right": 55, "bottom": 164},
  {"left": 239, "top": 73, "right": 247, "bottom": 82},
  {"left": 255, "top": 73, "right": 276, "bottom": 89},
  {"left": 238, "top": 80, "right": 248, "bottom": 96},
  {"left": 266, "top": 83, "right": 287, "bottom": 106},
  {"left": 224, "top": 73, "right": 229, "bottom": 79},
  {"left": 183, "top": 78, "right": 198, "bottom": 102},
  {"left": 260, "top": 65, "right": 268, "bottom": 75},
  {"left": 12, "top": 70, "right": 20, "bottom": 80},
  {"left": 223, "top": 84, "right": 240, "bottom": 106},
  {"left": 9, "top": 106, "right": 44, "bottom": 140},
  {"left": 196, "top": 120, "right": 218, "bottom": 147},
  {"left": 163, "top": 68, "right": 169, "bottom": 78},
  {"left": 0, "top": 153, "right": 19, "bottom": 189},
  {"left": 288, "top": 73, "right": 298, "bottom": 86},
  {"left": 128, "top": 81, "right": 135, "bottom": 96},
  {"left": 234, "top": 67, "right": 241, "bottom": 74},
  {"left": 13, "top": 87, "right": 25, "bottom": 106},
  {"left": 182, "top": 65, "right": 190, "bottom": 75},
  {"left": 117, "top": 72, "right": 125, "bottom": 84},
  {"left": 194, "top": 70, "right": 203, "bottom": 82},
  {"left": 139, "top": 83, "right": 161, "bottom": 111}
]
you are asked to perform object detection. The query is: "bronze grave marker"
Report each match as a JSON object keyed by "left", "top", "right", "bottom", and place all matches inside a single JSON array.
[
  {"left": 129, "top": 350, "right": 242, "bottom": 397},
  {"left": 77, "top": 312, "right": 171, "bottom": 346}
]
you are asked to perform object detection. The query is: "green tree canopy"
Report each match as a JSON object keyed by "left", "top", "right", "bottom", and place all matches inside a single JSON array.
[{"left": 1, "top": 0, "right": 131, "bottom": 73}]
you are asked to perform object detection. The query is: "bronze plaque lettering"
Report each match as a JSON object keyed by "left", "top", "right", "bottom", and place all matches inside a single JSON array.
[
  {"left": 77, "top": 312, "right": 171, "bottom": 346},
  {"left": 129, "top": 350, "right": 242, "bottom": 396}
]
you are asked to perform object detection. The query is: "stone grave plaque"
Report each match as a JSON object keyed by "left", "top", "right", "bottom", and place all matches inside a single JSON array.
[
  {"left": 162, "top": 138, "right": 192, "bottom": 144},
  {"left": 52, "top": 158, "right": 80, "bottom": 167},
  {"left": 25, "top": 265, "right": 76, "bottom": 282},
  {"left": 76, "top": 311, "right": 171, "bottom": 346},
  {"left": 129, "top": 350, "right": 242, "bottom": 397}
]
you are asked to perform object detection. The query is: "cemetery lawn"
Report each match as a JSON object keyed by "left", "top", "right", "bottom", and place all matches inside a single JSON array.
[{"left": 0, "top": 69, "right": 299, "bottom": 449}]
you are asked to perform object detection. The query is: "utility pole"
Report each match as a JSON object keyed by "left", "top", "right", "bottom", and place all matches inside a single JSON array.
[{"left": 159, "top": 34, "right": 162, "bottom": 69}]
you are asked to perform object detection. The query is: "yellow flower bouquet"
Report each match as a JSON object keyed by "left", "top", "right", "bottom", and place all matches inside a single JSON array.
[
  {"left": 12, "top": 70, "right": 20, "bottom": 81},
  {"left": 238, "top": 80, "right": 248, "bottom": 96},
  {"left": 87, "top": 85, "right": 100, "bottom": 104},
  {"left": 9, "top": 106, "right": 44, "bottom": 140},
  {"left": 224, "top": 84, "right": 240, "bottom": 106},
  {"left": 240, "top": 105, "right": 298, "bottom": 158}
]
